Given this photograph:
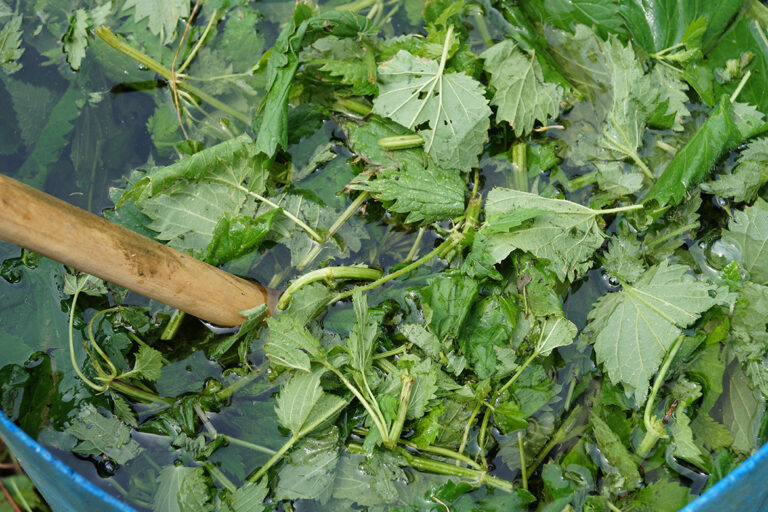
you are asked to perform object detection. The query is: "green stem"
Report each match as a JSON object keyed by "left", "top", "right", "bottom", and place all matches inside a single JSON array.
[
  {"left": 638, "top": 334, "right": 685, "bottom": 457},
  {"left": 161, "top": 310, "right": 185, "bottom": 341},
  {"left": 497, "top": 350, "right": 538, "bottom": 398},
  {"left": 373, "top": 344, "right": 409, "bottom": 360},
  {"left": 110, "top": 379, "right": 172, "bottom": 405},
  {"left": 225, "top": 182, "right": 323, "bottom": 242},
  {"left": 526, "top": 405, "right": 586, "bottom": 476},
  {"left": 216, "top": 366, "right": 267, "bottom": 401},
  {"left": 68, "top": 290, "right": 108, "bottom": 392},
  {"left": 178, "top": 9, "right": 219, "bottom": 74},
  {"left": 730, "top": 70, "right": 752, "bottom": 103},
  {"left": 333, "top": 97, "right": 373, "bottom": 116},
  {"left": 87, "top": 306, "right": 121, "bottom": 379},
  {"left": 221, "top": 434, "right": 277, "bottom": 456},
  {"left": 205, "top": 463, "right": 236, "bottom": 493},
  {"left": 387, "top": 375, "right": 414, "bottom": 448},
  {"left": 593, "top": 203, "right": 644, "bottom": 215},
  {"left": 248, "top": 434, "right": 298, "bottom": 482},
  {"left": 95, "top": 27, "right": 249, "bottom": 124},
  {"left": 457, "top": 401, "right": 483, "bottom": 464},
  {"left": 297, "top": 192, "right": 370, "bottom": 271},
  {"left": 405, "top": 228, "right": 425, "bottom": 262},
  {"left": 398, "top": 440, "right": 483, "bottom": 470},
  {"left": 377, "top": 135, "right": 425, "bottom": 150},
  {"left": 469, "top": 5, "right": 494, "bottom": 48},
  {"left": 320, "top": 361, "right": 390, "bottom": 444},
  {"left": 646, "top": 221, "right": 700, "bottom": 248},
  {"left": 511, "top": 141, "right": 528, "bottom": 192},
  {"left": 518, "top": 432, "right": 528, "bottom": 490},
  {"left": 278, "top": 266, "right": 383, "bottom": 310},
  {"left": 476, "top": 407, "right": 491, "bottom": 467},
  {"left": 631, "top": 153, "right": 655, "bottom": 180},
  {"left": 331, "top": 236, "right": 460, "bottom": 304},
  {"left": 346, "top": 444, "right": 515, "bottom": 493}
]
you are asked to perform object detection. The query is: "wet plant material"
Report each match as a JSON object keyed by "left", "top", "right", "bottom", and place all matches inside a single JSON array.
[{"left": 2, "top": 0, "right": 768, "bottom": 511}]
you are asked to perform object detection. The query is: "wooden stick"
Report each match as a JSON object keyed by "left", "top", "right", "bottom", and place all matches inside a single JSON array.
[{"left": 0, "top": 174, "right": 276, "bottom": 326}]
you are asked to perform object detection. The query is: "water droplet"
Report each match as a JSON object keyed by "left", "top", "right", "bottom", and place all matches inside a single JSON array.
[
  {"left": 96, "top": 457, "right": 119, "bottom": 478},
  {"left": 705, "top": 239, "right": 741, "bottom": 270},
  {"left": 601, "top": 273, "right": 622, "bottom": 292}
]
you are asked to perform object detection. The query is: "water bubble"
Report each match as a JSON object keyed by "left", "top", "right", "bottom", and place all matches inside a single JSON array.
[
  {"left": 712, "top": 196, "right": 729, "bottom": 209},
  {"left": 96, "top": 457, "right": 119, "bottom": 478},
  {"left": 601, "top": 273, "right": 622, "bottom": 292},
  {"left": 705, "top": 239, "right": 741, "bottom": 270}
]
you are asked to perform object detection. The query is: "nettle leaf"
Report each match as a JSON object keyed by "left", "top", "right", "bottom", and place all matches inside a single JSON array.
[
  {"left": 62, "top": 9, "right": 90, "bottom": 71},
  {"left": 590, "top": 413, "right": 641, "bottom": 490},
  {"left": 154, "top": 465, "right": 210, "bottom": 512},
  {"left": 481, "top": 40, "right": 564, "bottom": 136},
  {"left": 265, "top": 315, "right": 325, "bottom": 372},
  {"left": 535, "top": 315, "right": 577, "bottom": 357},
  {"left": 231, "top": 480, "right": 268, "bottom": 512},
  {"left": 482, "top": 188, "right": 610, "bottom": 282},
  {"left": 122, "top": 0, "right": 189, "bottom": 44},
  {"left": 373, "top": 49, "right": 491, "bottom": 171},
  {"left": 275, "top": 368, "right": 326, "bottom": 434},
  {"left": 130, "top": 345, "right": 163, "bottom": 382},
  {"left": 702, "top": 137, "right": 768, "bottom": 202},
  {"left": 601, "top": 227, "right": 645, "bottom": 284},
  {"left": 721, "top": 198, "right": 768, "bottom": 285},
  {"left": 587, "top": 262, "right": 725, "bottom": 403},
  {"left": 66, "top": 404, "right": 142, "bottom": 465},
  {"left": 359, "top": 160, "right": 465, "bottom": 224},
  {"left": 422, "top": 274, "right": 479, "bottom": 340},
  {"left": 721, "top": 362, "right": 764, "bottom": 454},
  {"left": 347, "top": 289, "right": 378, "bottom": 376},
  {"left": 0, "top": 14, "right": 24, "bottom": 74},
  {"left": 276, "top": 427, "right": 341, "bottom": 503}
]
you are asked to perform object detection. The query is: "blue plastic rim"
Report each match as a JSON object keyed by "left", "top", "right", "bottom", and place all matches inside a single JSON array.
[
  {"left": 0, "top": 410, "right": 138, "bottom": 512},
  {"left": 0, "top": 407, "right": 766, "bottom": 511}
]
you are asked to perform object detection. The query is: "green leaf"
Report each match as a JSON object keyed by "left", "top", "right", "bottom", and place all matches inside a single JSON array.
[
  {"left": 201, "top": 210, "right": 277, "bottom": 266},
  {"left": 702, "top": 137, "right": 768, "bottom": 202},
  {"left": 587, "top": 262, "right": 724, "bottom": 403},
  {"left": 265, "top": 315, "right": 325, "bottom": 372},
  {"left": 590, "top": 413, "right": 641, "bottom": 490},
  {"left": 122, "top": 0, "right": 189, "bottom": 44},
  {"left": 459, "top": 295, "right": 515, "bottom": 379},
  {"left": 690, "top": 413, "right": 733, "bottom": 452},
  {"left": 0, "top": 14, "right": 24, "bottom": 74},
  {"left": 400, "top": 324, "right": 441, "bottom": 359},
  {"left": 16, "top": 86, "right": 84, "bottom": 188},
  {"left": 518, "top": 0, "right": 626, "bottom": 40},
  {"left": 130, "top": 345, "right": 163, "bottom": 382},
  {"left": 373, "top": 49, "right": 491, "bottom": 171},
  {"left": 721, "top": 198, "right": 768, "bottom": 284},
  {"left": 62, "top": 9, "right": 90, "bottom": 70},
  {"left": 63, "top": 273, "right": 107, "bottom": 297},
  {"left": 481, "top": 40, "right": 563, "bottom": 136},
  {"left": 482, "top": 188, "right": 608, "bottom": 282},
  {"left": 601, "top": 227, "right": 645, "bottom": 284},
  {"left": 494, "top": 401, "right": 529, "bottom": 433},
  {"left": 721, "top": 362, "right": 765, "bottom": 454},
  {"left": 154, "top": 465, "right": 210, "bottom": 512},
  {"left": 626, "top": 477, "right": 691, "bottom": 512},
  {"left": 535, "top": 315, "right": 577, "bottom": 357},
  {"left": 275, "top": 368, "right": 326, "bottom": 434},
  {"left": 617, "top": 0, "right": 743, "bottom": 54},
  {"left": 66, "top": 404, "right": 142, "bottom": 465},
  {"left": 644, "top": 97, "right": 768, "bottom": 209},
  {"left": 359, "top": 159, "right": 465, "bottom": 224},
  {"left": 231, "top": 480, "right": 268, "bottom": 512},
  {"left": 422, "top": 274, "right": 479, "bottom": 340},
  {"left": 669, "top": 410, "right": 707, "bottom": 470},
  {"left": 347, "top": 288, "right": 378, "bottom": 376},
  {"left": 276, "top": 428, "right": 341, "bottom": 502}
]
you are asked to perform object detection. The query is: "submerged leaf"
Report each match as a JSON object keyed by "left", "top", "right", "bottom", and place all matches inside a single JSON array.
[
  {"left": 0, "top": 14, "right": 24, "bottom": 74},
  {"left": 721, "top": 198, "right": 768, "bottom": 284}
]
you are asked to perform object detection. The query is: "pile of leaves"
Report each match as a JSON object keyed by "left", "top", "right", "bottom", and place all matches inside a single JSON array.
[{"left": 2, "top": 0, "right": 768, "bottom": 510}]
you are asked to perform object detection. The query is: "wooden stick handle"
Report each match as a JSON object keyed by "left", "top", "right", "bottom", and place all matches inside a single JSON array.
[{"left": 0, "top": 174, "right": 276, "bottom": 326}]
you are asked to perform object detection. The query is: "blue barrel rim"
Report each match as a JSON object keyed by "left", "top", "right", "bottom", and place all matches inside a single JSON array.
[
  {"left": 0, "top": 405, "right": 766, "bottom": 510},
  {"left": 0, "top": 409, "right": 138, "bottom": 512},
  {"left": 679, "top": 440, "right": 768, "bottom": 511}
]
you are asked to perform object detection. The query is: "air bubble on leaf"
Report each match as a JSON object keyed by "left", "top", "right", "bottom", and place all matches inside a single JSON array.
[
  {"left": 705, "top": 239, "right": 740, "bottom": 270},
  {"left": 712, "top": 196, "right": 729, "bottom": 209},
  {"left": 601, "top": 273, "right": 622, "bottom": 292},
  {"left": 96, "top": 457, "right": 119, "bottom": 478}
]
